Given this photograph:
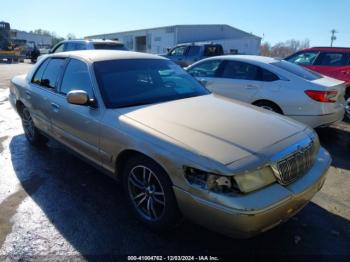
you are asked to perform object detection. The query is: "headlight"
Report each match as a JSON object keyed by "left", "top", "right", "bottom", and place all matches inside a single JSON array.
[
  {"left": 184, "top": 167, "right": 239, "bottom": 193},
  {"left": 233, "top": 166, "right": 276, "bottom": 193}
]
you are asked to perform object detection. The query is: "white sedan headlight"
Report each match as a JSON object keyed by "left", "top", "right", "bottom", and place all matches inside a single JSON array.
[{"left": 233, "top": 167, "right": 276, "bottom": 193}]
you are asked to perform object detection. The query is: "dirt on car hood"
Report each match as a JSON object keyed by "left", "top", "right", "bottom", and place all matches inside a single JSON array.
[{"left": 120, "top": 94, "right": 306, "bottom": 165}]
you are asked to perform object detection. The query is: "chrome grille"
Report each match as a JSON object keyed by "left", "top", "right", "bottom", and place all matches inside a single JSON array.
[{"left": 276, "top": 142, "right": 314, "bottom": 185}]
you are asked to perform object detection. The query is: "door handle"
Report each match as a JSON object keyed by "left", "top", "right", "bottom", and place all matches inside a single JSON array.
[
  {"left": 245, "top": 84, "right": 258, "bottom": 89},
  {"left": 51, "top": 102, "right": 60, "bottom": 112},
  {"left": 25, "top": 90, "right": 31, "bottom": 99}
]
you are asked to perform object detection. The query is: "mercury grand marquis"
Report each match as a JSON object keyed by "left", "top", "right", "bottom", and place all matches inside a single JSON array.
[{"left": 9, "top": 50, "right": 331, "bottom": 238}]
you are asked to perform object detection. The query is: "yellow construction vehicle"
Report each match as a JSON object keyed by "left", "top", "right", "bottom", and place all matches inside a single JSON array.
[{"left": 0, "top": 21, "right": 21, "bottom": 63}]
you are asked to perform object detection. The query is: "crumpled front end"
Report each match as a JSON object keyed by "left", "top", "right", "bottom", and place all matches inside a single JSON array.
[{"left": 173, "top": 143, "right": 331, "bottom": 238}]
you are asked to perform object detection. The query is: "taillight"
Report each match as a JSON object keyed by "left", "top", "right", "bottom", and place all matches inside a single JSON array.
[{"left": 304, "top": 90, "right": 338, "bottom": 103}]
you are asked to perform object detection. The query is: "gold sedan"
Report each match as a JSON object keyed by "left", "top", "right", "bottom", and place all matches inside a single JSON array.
[{"left": 9, "top": 50, "right": 331, "bottom": 238}]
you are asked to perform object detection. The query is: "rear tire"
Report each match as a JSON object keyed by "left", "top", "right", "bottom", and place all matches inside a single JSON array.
[
  {"left": 254, "top": 101, "right": 283, "bottom": 114},
  {"left": 21, "top": 107, "right": 48, "bottom": 147},
  {"left": 122, "top": 155, "right": 182, "bottom": 231}
]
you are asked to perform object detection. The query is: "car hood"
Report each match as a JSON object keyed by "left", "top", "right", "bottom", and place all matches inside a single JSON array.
[{"left": 119, "top": 94, "right": 306, "bottom": 165}]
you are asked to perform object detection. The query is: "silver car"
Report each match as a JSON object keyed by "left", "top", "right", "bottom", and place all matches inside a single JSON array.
[
  {"left": 9, "top": 50, "right": 331, "bottom": 238},
  {"left": 50, "top": 39, "right": 127, "bottom": 54}
]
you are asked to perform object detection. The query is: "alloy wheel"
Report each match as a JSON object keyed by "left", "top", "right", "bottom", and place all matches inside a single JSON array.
[
  {"left": 346, "top": 98, "right": 350, "bottom": 119},
  {"left": 127, "top": 165, "right": 166, "bottom": 221},
  {"left": 22, "top": 109, "right": 35, "bottom": 140}
]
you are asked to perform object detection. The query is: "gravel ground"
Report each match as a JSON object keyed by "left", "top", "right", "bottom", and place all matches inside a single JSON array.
[{"left": 0, "top": 62, "right": 350, "bottom": 261}]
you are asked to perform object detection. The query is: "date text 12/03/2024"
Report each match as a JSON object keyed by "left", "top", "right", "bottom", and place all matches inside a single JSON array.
[{"left": 127, "top": 256, "right": 220, "bottom": 261}]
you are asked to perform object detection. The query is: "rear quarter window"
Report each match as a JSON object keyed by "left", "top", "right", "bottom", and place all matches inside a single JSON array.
[
  {"left": 272, "top": 60, "right": 322, "bottom": 81},
  {"left": 31, "top": 59, "right": 49, "bottom": 85}
]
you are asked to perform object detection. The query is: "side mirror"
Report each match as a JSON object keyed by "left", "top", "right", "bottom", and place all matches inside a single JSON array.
[
  {"left": 198, "top": 78, "right": 208, "bottom": 86},
  {"left": 41, "top": 79, "right": 51, "bottom": 87},
  {"left": 67, "top": 90, "right": 92, "bottom": 106}
]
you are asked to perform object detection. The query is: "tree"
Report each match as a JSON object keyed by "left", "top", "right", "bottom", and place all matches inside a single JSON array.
[
  {"left": 260, "top": 39, "right": 310, "bottom": 58},
  {"left": 66, "top": 33, "right": 76, "bottom": 40},
  {"left": 51, "top": 32, "right": 64, "bottom": 46},
  {"left": 260, "top": 42, "right": 271, "bottom": 57},
  {"left": 29, "top": 29, "right": 51, "bottom": 36},
  {"left": 29, "top": 29, "right": 64, "bottom": 46}
]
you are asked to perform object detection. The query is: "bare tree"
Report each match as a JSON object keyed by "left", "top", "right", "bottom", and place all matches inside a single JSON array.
[
  {"left": 260, "top": 39, "right": 310, "bottom": 58},
  {"left": 29, "top": 29, "right": 64, "bottom": 46},
  {"left": 66, "top": 33, "right": 76, "bottom": 40},
  {"left": 260, "top": 42, "right": 271, "bottom": 57}
]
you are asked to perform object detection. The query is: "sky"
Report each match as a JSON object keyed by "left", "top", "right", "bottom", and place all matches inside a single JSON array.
[{"left": 1, "top": 0, "right": 349, "bottom": 47}]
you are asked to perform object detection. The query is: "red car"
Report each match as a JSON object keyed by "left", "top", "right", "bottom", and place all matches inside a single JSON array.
[
  {"left": 285, "top": 47, "right": 350, "bottom": 101},
  {"left": 285, "top": 47, "right": 350, "bottom": 98}
]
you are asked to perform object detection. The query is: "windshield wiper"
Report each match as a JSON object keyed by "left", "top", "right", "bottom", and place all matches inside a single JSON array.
[{"left": 116, "top": 101, "right": 156, "bottom": 108}]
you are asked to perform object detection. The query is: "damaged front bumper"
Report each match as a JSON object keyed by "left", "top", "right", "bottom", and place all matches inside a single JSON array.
[{"left": 173, "top": 147, "right": 331, "bottom": 238}]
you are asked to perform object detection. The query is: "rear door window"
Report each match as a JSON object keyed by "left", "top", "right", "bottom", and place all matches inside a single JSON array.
[
  {"left": 285, "top": 51, "right": 319, "bottom": 65},
  {"left": 187, "top": 46, "right": 200, "bottom": 56},
  {"left": 204, "top": 45, "right": 223, "bottom": 56},
  {"left": 64, "top": 42, "right": 87, "bottom": 51},
  {"left": 314, "top": 52, "right": 349, "bottom": 66},
  {"left": 260, "top": 68, "right": 279, "bottom": 81},
  {"left": 221, "top": 61, "right": 259, "bottom": 80},
  {"left": 41, "top": 58, "right": 66, "bottom": 89}
]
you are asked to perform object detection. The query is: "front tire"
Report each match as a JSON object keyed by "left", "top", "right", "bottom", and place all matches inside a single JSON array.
[
  {"left": 122, "top": 155, "right": 182, "bottom": 231},
  {"left": 21, "top": 107, "right": 48, "bottom": 147}
]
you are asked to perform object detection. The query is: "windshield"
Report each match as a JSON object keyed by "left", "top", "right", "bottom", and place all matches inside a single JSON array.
[
  {"left": 272, "top": 60, "right": 322, "bottom": 81},
  {"left": 93, "top": 43, "right": 127, "bottom": 50},
  {"left": 94, "top": 59, "right": 210, "bottom": 108}
]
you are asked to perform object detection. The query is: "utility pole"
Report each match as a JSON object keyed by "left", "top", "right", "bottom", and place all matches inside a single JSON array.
[{"left": 330, "top": 29, "right": 338, "bottom": 47}]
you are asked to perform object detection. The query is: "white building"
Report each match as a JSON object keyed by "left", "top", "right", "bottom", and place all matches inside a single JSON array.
[
  {"left": 85, "top": 24, "right": 261, "bottom": 55},
  {"left": 11, "top": 30, "right": 52, "bottom": 48}
]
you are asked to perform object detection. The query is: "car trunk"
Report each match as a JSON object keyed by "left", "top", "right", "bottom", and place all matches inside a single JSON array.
[{"left": 309, "top": 76, "right": 346, "bottom": 114}]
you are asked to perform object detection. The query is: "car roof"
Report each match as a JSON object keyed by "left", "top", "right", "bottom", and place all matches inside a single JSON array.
[
  {"left": 301, "top": 47, "right": 350, "bottom": 53},
  {"left": 176, "top": 43, "right": 221, "bottom": 47},
  {"left": 49, "top": 50, "right": 167, "bottom": 62},
  {"left": 62, "top": 39, "right": 124, "bottom": 44},
  {"left": 205, "top": 55, "right": 280, "bottom": 64}
]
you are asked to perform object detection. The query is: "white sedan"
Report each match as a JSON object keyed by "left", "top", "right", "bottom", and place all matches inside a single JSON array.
[{"left": 186, "top": 55, "right": 346, "bottom": 128}]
